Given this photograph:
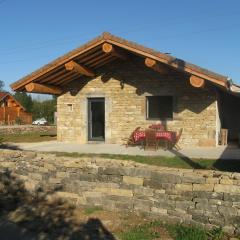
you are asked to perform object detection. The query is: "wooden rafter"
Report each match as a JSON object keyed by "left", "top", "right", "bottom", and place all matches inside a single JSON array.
[
  {"left": 59, "top": 75, "right": 80, "bottom": 86},
  {"left": 25, "top": 83, "right": 62, "bottom": 95},
  {"left": 33, "top": 66, "right": 63, "bottom": 84},
  {"left": 94, "top": 56, "right": 118, "bottom": 68},
  {"left": 102, "top": 43, "right": 127, "bottom": 60},
  {"left": 57, "top": 73, "right": 80, "bottom": 85},
  {"left": 145, "top": 58, "right": 168, "bottom": 74},
  {"left": 80, "top": 50, "right": 103, "bottom": 64},
  {"left": 48, "top": 71, "right": 77, "bottom": 85},
  {"left": 65, "top": 60, "right": 95, "bottom": 77},
  {"left": 11, "top": 33, "right": 229, "bottom": 92},
  {"left": 89, "top": 55, "right": 114, "bottom": 68},
  {"left": 88, "top": 54, "right": 113, "bottom": 67},
  {"left": 39, "top": 68, "right": 67, "bottom": 84},
  {"left": 86, "top": 53, "right": 109, "bottom": 65}
]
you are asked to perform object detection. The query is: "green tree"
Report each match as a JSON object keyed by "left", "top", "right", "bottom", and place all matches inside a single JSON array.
[
  {"left": 14, "top": 92, "right": 33, "bottom": 112},
  {"left": 32, "top": 97, "right": 56, "bottom": 124}
]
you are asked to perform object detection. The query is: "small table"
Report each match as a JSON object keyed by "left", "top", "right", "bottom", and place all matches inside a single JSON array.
[{"left": 133, "top": 130, "right": 177, "bottom": 149}]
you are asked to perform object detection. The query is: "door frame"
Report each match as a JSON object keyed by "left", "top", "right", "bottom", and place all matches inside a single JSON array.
[{"left": 87, "top": 97, "right": 105, "bottom": 141}]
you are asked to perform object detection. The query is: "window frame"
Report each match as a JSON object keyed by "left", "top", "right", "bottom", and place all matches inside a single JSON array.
[
  {"left": 66, "top": 103, "right": 73, "bottom": 112},
  {"left": 146, "top": 95, "right": 175, "bottom": 121}
]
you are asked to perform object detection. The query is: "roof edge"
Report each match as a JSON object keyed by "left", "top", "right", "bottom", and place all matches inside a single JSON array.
[{"left": 11, "top": 32, "right": 230, "bottom": 91}]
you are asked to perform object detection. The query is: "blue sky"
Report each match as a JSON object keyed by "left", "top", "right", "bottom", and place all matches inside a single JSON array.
[{"left": 1, "top": 0, "right": 240, "bottom": 93}]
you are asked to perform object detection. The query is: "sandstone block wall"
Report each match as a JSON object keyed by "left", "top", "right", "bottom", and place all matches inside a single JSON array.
[
  {"left": 0, "top": 150, "right": 239, "bottom": 235},
  {"left": 57, "top": 57, "right": 217, "bottom": 147}
]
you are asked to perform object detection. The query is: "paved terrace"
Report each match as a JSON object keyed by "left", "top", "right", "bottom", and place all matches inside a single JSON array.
[{"left": 3, "top": 141, "right": 240, "bottom": 160}]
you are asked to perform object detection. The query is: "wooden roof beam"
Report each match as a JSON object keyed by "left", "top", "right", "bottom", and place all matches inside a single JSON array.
[
  {"left": 102, "top": 43, "right": 127, "bottom": 60},
  {"left": 65, "top": 60, "right": 95, "bottom": 77},
  {"left": 145, "top": 58, "right": 168, "bottom": 74},
  {"left": 190, "top": 75, "right": 205, "bottom": 88},
  {"left": 25, "top": 83, "right": 63, "bottom": 95}
]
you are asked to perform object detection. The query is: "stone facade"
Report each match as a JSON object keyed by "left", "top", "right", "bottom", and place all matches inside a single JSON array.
[
  {"left": 57, "top": 57, "right": 217, "bottom": 147},
  {"left": 0, "top": 150, "right": 239, "bottom": 236}
]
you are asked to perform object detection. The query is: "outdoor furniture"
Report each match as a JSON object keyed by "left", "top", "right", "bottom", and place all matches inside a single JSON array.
[
  {"left": 149, "top": 124, "right": 164, "bottom": 131},
  {"left": 133, "top": 129, "right": 177, "bottom": 150},
  {"left": 144, "top": 128, "right": 158, "bottom": 150},
  {"left": 123, "top": 127, "right": 142, "bottom": 147},
  {"left": 168, "top": 128, "right": 183, "bottom": 150},
  {"left": 133, "top": 130, "right": 176, "bottom": 143}
]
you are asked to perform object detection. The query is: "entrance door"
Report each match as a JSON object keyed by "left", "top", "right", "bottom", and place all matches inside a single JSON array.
[{"left": 88, "top": 98, "right": 105, "bottom": 141}]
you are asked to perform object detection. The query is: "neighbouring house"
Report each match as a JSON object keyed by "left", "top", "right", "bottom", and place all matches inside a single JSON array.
[
  {"left": 0, "top": 92, "right": 32, "bottom": 125},
  {"left": 10, "top": 32, "right": 240, "bottom": 147}
]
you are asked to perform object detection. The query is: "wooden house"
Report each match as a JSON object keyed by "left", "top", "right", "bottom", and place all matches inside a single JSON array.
[{"left": 0, "top": 92, "right": 32, "bottom": 125}]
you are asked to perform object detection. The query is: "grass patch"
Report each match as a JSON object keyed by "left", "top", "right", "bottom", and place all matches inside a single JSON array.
[
  {"left": 1, "top": 131, "right": 57, "bottom": 143},
  {"left": 53, "top": 151, "right": 216, "bottom": 170},
  {"left": 84, "top": 206, "right": 103, "bottom": 215},
  {"left": 119, "top": 221, "right": 226, "bottom": 240},
  {"left": 167, "top": 224, "right": 226, "bottom": 240},
  {"left": 52, "top": 151, "right": 240, "bottom": 172},
  {"left": 119, "top": 221, "right": 161, "bottom": 240},
  {"left": 167, "top": 224, "right": 208, "bottom": 240}
]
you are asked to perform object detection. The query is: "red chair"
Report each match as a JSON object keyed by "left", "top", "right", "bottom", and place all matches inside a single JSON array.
[
  {"left": 144, "top": 128, "right": 158, "bottom": 151},
  {"left": 169, "top": 128, "right": 183, "bottom": 150},
  {"left": 123, "top": 127, "right": 141, "bottom": 147}
]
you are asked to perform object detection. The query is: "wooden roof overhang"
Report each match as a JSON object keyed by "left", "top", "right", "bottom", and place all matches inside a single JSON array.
[{"left": 11, "top": 32, "right": 230, "bottom": 95}]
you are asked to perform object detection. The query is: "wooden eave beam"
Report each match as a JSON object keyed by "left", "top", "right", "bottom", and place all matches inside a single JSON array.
[
  {"left": 65, "top": 60, "right": 95, "bottom": 77},
  {"left": 106, "top": 39, "right": 228, "bottom": 88},
  {"left": 11, "top": 40, "right": 104, "bottom": 91},
  {"left": 145, "top": 58, "right": 168, "bottom": 74},
  {"left": 190, "top": 75, "right": 205, "bottom": 88},
  {"left": 25, "top": 83, "right": 63, "bottom": 95},
  {"left": 102, "top": 43, "right": 127, "bottom": 60}
]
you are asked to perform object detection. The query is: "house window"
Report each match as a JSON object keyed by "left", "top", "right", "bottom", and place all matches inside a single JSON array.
[
  {"left": 146, "top": 96, "right": 173, "bottom": 120},
  {"left": 67, "top": 104, "right": 73, "bottom": 112}
]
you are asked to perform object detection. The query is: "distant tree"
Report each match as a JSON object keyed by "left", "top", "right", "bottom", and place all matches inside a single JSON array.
[
  {"left": 14, "top": 92, "right": 33, "bottom": 112},
  {"left": 0, "top": 80, "right": 5, "bottom": 91},
  {"left": 32, "top": 97, "right": 56, "bottom": 124}
]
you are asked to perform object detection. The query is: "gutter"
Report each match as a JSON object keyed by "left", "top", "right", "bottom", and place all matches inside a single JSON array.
[{"left": 228, "top": 77, "right": 240, "bottom": 93}]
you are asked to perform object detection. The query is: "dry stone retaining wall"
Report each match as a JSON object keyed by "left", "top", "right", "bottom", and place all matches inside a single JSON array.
[
  {"left": 0, "top": 150, "right": 239, "bottom": 236},
  {"left": 0, "top": 125, "right": 56, "bottom": 135}
]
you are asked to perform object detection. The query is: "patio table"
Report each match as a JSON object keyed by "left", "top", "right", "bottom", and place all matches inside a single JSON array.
[{"left": 133, "top": 130, "right": 176, "bottom": 143}]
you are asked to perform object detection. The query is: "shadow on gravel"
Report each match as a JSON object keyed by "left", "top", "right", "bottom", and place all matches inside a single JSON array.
[
  {"left": 0, "top": 170, "right": 116, "bottom": 240},
  {"left": 0, "top": 143, "right": 22, "bottom": 150}
]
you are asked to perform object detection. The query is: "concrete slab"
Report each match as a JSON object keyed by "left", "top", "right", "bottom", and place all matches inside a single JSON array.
[{"left": 4, "top": 141, "right": 240, "bottom": 159}]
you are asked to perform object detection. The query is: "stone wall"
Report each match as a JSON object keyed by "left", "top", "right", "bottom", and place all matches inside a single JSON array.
[
  {"left": 0, "top": 150, "right": 239, "bottom": 236},
  {"left": 57, "top": 57, "right": 217, "bottom": 147},
  {"left": 0, "top": 125, "right": 56, "bottom": 135}
]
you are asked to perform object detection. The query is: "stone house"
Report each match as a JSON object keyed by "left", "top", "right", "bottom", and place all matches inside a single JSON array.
[
  {"left": 10, "top": 32, "right": 240, "bottom": 147},
  {"left": 0, "top": 92, "right": 32, "bottom": 125}
]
